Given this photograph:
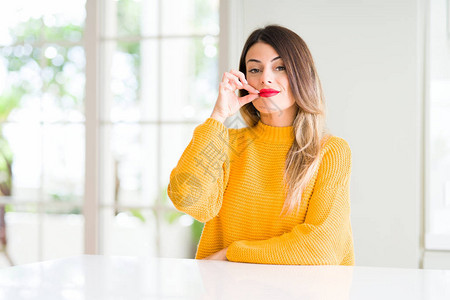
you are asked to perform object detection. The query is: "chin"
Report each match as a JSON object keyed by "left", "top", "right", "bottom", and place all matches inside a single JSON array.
[{"left": 255, "top": 102, "right": 287, "bottom": 115}]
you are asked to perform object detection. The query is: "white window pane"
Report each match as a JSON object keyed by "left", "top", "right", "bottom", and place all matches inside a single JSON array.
[
  {"left": 0, "top": 45, "right": 43, "bottom": 121},
  {"left": 103, "top": 0, "right": 159, "bottom": 38},
  {"left": 140, "top": 40, "right": 159, "bottom": 121},
  {"left": 101, "top": 124, "right": 158, "bottom": 207},
  {"left": 428, "top": 92, "right": 450, "bottom": 241},
  {"left": 42, "top": 6, "right": 86, "bottom": 43},
  {"left": 160, "top": 38, "right": 218, "bottom": 121},
  {"left": 41, "top": 45, "right": 85, "bottom": 123},
  {"left": 42, "top": 124, "right": 85, "bottom": 203},
  {"left": 160, "top": 123, "right": 197, "bottom": 202},
  {"left": 3, "top": 123, "right": 42, "bottom": 201},
  {"left": 99, "top": 0, "right": 219, "bottom": 259},
  {"left": 102, "top": 41, "right": 147, "bottom": 122},
  {"left": 0, "top": 0, "right": 85, "bottom": 46},
  {"left": 1, "top": 32, "right": 85, "bottom": 121},
  {"left": 161, "top": 0, "right": 219, "bottom": 35},
  {"left": 42, "top": 212, "right": 84, "bottom": 260},
  {"left": 102, "top": 0, "right": 220, "bottom": 38},
  {"left": 100, "top": 208, "right": 157, "bottom": 256},
  {"left": 0, "top": 0, "right": 86, "bottom": 268},
  {"left": 160, "top": 211, "right": 197, "bottom": 258},
  {"left": 4, "top": 208, "right": 40, "bottom": 266},
  {"left": 426, "top": 0, "right": 450, "bottom": 249}
]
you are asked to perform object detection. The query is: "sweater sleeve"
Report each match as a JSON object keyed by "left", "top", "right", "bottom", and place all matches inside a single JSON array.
[
  {"left": 226, "top": 137, "right": 352, "bottom": 265},
  {"left": 167, "top": 118, "right": 232, "bottom": 223}
]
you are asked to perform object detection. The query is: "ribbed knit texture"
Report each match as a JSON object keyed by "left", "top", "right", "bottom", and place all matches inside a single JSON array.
[{"left": 167, "top": 117, "right": 354, "bottom": 265}]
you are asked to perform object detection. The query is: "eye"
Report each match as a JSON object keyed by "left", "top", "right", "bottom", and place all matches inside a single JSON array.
[
  {"left": 248, "top": 68, "right": 260, "bottom": 74},
  {"left": 276, "top": 66, "right": 286, "bottom": 71}
]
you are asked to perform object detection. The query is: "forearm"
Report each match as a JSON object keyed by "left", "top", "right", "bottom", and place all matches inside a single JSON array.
[
  {"left": 226, "top": 185, "right": 352, "bottom": 265},
  {"left": 167, "top": 118, "right": 231, "bottom": 222}
]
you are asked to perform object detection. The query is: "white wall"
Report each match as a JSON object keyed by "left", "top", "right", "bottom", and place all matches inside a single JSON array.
[{"left": 223, "top": 0, "right": 425, "bottom": 268}]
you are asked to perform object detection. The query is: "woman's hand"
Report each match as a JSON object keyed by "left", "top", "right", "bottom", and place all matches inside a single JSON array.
[
  {"left": 203, "top": 247, "right": 229, "bottom": 261},
  {"left": 210, "top": 70, "right": 259, "bottom": 121}
]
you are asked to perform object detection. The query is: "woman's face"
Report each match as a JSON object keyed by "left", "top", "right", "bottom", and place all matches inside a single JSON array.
[{"left": 245, "top": 42, "right": 296, "bottom": 115}]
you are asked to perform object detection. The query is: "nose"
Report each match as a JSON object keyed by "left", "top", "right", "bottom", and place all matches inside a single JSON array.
[{"left": 261, "top": 68, "right": 273, "bottom": 84}]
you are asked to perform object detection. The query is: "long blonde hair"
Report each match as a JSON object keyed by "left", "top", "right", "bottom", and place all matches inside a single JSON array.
[{"left": 239, "top": 25, "right": 327, "bottom": 217}]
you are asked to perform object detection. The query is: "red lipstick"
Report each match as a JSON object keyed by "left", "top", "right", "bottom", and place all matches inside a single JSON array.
[{"left": 259, "top": 89, "right": 280, "bottom": 98}]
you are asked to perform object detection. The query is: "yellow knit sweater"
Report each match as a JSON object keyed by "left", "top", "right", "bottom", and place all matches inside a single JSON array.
[{"left": 167, "top": 117, "right": 354, "bottom": 265}]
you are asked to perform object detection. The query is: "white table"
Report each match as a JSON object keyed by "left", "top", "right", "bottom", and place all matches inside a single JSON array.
[{"left": 0, "top": 255, "right": 448, "bottom": 299}]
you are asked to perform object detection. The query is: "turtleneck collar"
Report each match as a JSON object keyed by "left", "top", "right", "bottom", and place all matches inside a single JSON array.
[{"left": 251, "top": 120, "right": 294, "bottom": 144}]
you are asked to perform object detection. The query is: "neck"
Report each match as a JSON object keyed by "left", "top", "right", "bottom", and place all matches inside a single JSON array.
[{"left": 259, "top": 104, "right": 299, "bottom": 127}]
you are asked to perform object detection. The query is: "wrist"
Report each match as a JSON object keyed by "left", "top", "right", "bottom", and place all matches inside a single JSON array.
[{"left": 210, "top": 112, "right": 226, "bottom": 123}]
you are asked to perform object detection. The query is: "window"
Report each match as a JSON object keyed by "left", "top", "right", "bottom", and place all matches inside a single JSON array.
[
  {"left": 0, "top": 0, "right": 220, "bottom": 267},
  {"left": 0, "top": 0, "right": 86, "bottom": 266},
  {"left": 426, "top": 0, "right": 450, "bottom": 250},
  {"left": 96, "top": 0, "right": 219, "bottom": 257}
]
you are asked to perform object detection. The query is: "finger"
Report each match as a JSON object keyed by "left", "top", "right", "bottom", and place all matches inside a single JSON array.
[
  {"left": 238, "top": 93, "right": 259, "bottom": 107},
  {"left": 223, "top": 72, "right": 244, "bottom": 88},
  {"left": 224, "top": 82, "right": 234, "bottom": 92},
  {"left": 242, "top": 83, "right": 259, "bottom": 94},
  {"left": 221, "top": 71, "right": 229, "bottom": 82},
  {"left": 219, "top": 82, "right": 234, "bottom": 92},
  {"left": 228, "top": 70, "right": 259, "bottom": 94},
  {"left": 229, "top": 69, "right": 248, "bottom": 85}
]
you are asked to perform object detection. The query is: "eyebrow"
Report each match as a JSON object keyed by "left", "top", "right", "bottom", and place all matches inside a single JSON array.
[{"left": 246, "top": 56, "right": 282, "bottom": 64}]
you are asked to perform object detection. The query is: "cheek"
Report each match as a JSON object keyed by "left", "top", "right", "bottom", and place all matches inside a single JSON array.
[
  {"left": 280, "top": 76, "right": 290, "bottom": 90},
  {"left": 246, "top": 74, "right": 259, "bottom": 86}
]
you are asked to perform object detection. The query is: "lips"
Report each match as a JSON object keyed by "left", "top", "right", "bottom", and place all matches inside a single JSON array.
[{"left": 259, "top": 88, "right": 280, "bottom": 98}]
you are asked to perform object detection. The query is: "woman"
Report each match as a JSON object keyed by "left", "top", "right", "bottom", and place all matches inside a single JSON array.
[{"left": 167, "top": 25, "right": 354, "bottom": 265}]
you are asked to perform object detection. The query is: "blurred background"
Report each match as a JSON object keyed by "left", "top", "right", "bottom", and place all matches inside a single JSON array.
[{"left": 0, "top": 0, "right": 448, "bottom": 270}]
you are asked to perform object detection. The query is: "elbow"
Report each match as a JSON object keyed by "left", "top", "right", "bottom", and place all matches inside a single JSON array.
[
  {"left": 167, "top": 185, "right": 194, "bottom": 211},
  {"left": 167, "top": 184, "right": 220, "bottom": 223},
  {"left": 308, "top": 238, "right": 346, "bottom": 265},
  {"left": 308, "top": 251, "right": 340, "bottom": 266},
  {"left": 322, "top": 254, "right": 340, "bottom": 265},
  {"left": 190, "top": 197, "right": 222, "bottom": 223},
  {"left": 167, "top": 173, "right": 203, "bottom": 212}
]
